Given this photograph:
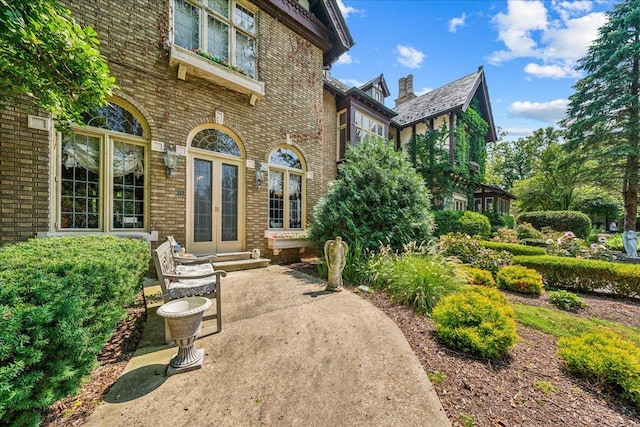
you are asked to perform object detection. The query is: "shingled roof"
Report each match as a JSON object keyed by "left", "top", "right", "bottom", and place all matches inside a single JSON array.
[{"left": 392, "top": 67, "right": 497, "bottom": 142}]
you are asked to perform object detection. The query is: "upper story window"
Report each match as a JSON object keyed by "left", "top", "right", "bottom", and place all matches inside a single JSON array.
[
  {"left": 59, "top": 102, "right": 149, "bottom": 231},
  {"left": 268, "top": 147, "right": 305, "bottom": 230},
  {"left": 174, "top": 0, "right": 257, "bottom": 79},
  {"left": 354, "top": 110, "right": 385, "bottom": 144},
  {"left": 337, "top": 109, "right": 347, "bottom": 160}
]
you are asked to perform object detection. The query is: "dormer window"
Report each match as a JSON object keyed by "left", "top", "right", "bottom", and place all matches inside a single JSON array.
[{"left": 372, "top": 89, "right": 381, "bottom": 102}]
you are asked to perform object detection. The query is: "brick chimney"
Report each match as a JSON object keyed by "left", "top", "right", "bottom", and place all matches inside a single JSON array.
[{"left": 395, "top": 74, "right": 416, "bottom": 107}]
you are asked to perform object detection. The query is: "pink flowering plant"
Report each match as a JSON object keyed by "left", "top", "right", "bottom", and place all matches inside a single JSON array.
[{"left": 545, "top": 230, "right": 612, "bottom": 261}]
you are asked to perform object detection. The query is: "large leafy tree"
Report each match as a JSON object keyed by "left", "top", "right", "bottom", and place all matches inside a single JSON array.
[
  {"left": 0, "top": 0, "right": 116, "bottom": 129},
  {"left": 562, "top": 0, "right": 640, "bottom": 232}
]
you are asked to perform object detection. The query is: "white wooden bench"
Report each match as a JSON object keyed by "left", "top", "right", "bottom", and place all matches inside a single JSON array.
[{"left": 153, "top": 239, "right": 225, "bottom": 341}]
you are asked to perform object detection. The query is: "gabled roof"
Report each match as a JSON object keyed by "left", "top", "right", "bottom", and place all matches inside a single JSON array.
[
  {"left": 359, "top": 74, "right": 390, "bottom": 98},
  {"left": 324, "top": 73, "right": 397, "bottom": 118},
  {"left": 392, "top": 67, "right": 497, "bottom": 142}
]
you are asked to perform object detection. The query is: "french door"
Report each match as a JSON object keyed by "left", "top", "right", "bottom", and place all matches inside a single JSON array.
[{"left": 187, "top": 153, "right": 244, "bottom": 254}]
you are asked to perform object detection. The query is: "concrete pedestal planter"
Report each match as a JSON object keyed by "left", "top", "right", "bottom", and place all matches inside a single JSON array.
[{"left": 157, "top": 296, "right": 212, "bottom": 376}]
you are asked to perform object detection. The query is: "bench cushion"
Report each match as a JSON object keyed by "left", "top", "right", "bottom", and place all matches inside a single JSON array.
[{"left": 167, "top": 263, "right": 217, "bottom": 299}]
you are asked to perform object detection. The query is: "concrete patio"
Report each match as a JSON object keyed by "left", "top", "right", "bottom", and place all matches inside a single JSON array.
[{"left": 85, "top": 264, "right": 450, "bottom": 426}]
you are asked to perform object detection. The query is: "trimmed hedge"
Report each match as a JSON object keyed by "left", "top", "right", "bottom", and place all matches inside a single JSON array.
[
  {"left": 432, "top": 286, "right": 518, "bottom": 359},
  {"left": 517, "top": 211, "right": 591, "bottom": 239},
  {"left": 458, "top": 211, "right": 491, "bottom": 240},
  {"left": 480, "top": 241, "right": 546, "bottom": 256},
  {"left": 0, "top": 235, "right": 150, "bottom": 426},
  {"left": 513, "top": 255, "right": 640, "bottom": 297}
]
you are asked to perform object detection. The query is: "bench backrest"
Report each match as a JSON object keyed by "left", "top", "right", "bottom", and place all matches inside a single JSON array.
[{"left": 153, "top": 240, "right": 177, "bottom": 295}]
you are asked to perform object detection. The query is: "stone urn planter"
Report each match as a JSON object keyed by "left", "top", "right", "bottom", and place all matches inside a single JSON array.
[{"left": 157, "top": 296, "right": 212, "bottom": 376}]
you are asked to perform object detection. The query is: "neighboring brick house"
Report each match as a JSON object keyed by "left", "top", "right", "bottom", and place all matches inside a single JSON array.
[
  {"left": 0, "top": 0, "right": 353, "bottom": 262},
  {"left": 391, "top": 67, "right": 499, "bottom": 211}
]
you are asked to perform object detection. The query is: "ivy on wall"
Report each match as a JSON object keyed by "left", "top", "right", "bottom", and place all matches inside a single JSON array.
[{"left": 407, "top": 100, "right": 488, "bottom": 209}]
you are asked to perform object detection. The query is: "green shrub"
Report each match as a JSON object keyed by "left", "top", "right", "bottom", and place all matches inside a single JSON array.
[
  {"left": 517, "top": 211, "right": 591, "bottom": 239},
  {"left": 439, "top": 233, "right": 513, "bottom": 275},
  {"left": 366, "top": 242, "right": 464, "bottom": 315},
  {"left": 513, "top": 255, "right": 640, "bottom": 297},
  {"left": 0, "top": 235, "right": 150, "bottom": 426},
  {"left": 311, "top": 138, "right": 433, "bottom": 252},
  {"left": 490, "top": 228, "right": 519, "bottom": 244},
  {"left": 481, "top": 241, "right": 546, "bottom": 256},
  {"left": 432, "top": 287, "right": 518, "bottom": 359},
  {"left": 432, "top": 210, "right": 464, "bottom": 237},
  {"left": 549, "top": 290, "right": 587, "bottom": 311},
  {"left": 484, "top": 210, "right": 505, "bottom": 229},
  {"left": 503, "top": 214, "right": 515, "bottom": 229},
  {"left": 558, "top": 331, "right": 640, "bottom": 406},
  {"left": 516, "top": 222, "right": 543, "bottom": 240},
  {"left": 461, "top": 266, "right": 496, "bottom": 287},
  {"left": 604, "top": 233, "right": 624, "bottom": 251},
  {"left": 458, "top": 211, "right": 491, "bottom": 239},
  {"left": 497, "top": 265, "right": 544, "bottom": 295},
  {"left": 519, "top": 238, "right": 548, "bottom": 247}
]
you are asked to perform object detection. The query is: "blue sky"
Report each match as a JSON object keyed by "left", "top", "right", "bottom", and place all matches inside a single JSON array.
[{"left": 332, "top": 0, "right": 616, "bottom": 140}]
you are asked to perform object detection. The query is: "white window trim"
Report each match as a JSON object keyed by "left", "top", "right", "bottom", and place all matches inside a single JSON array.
[
  {"left": 337, "top": 108, "right": 347, "bottom": 161},
  {"left": 353, "top": 109, "right": 386, "bottom": 144}
]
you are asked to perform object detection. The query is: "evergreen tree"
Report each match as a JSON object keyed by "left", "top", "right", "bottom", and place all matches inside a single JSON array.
[{"left": 562, "top": 0, "right": 640, "bottom": 232}]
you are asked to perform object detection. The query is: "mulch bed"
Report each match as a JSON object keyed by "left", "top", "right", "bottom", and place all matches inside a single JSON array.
[{"left": 43, "top": 264, "right": 640, "bottom": 426}]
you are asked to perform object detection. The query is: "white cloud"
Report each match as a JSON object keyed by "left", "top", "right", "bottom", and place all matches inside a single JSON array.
[
  {"left": 335, "top": 53, "right": 354, "bottom": 65},
  {"left": 339, "top": 78, "right": 365, "bottom": 88},
  {"left": 448, "top": 13, "right": 466, "bottom": 33},
  {"left": 489, "top": 0, "right": 608, "bottom": 79},
  {"left": 336, "top": 0, "right": 361, "bottom": 19},
  {"left": 503, "top": 127, "right": 536, "bottom": 138},
  {"left": 416, "top": 87, "right": 433, "bottom": 96},
  {"left": 508, "top": 99, "right": 569, "bottom": 123},
  {"left": 523, "top": 63, "right": 580, "bottom": 79},
  {"left": 397, "top": 45, "right": 425, "bottom": 69}
]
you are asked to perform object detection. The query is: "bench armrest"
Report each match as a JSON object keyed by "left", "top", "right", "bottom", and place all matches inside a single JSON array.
[{"left": 164, "top": 269, "right": 227, "bottom": 281}]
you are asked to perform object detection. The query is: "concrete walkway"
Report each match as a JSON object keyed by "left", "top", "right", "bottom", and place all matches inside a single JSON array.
[{"left": 86, "top": 265, "right": 450, "bottom": 427}]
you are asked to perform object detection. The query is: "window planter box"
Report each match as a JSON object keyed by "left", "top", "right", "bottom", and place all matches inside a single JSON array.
[
  {"left": 265, "top": 231, "right": 313, "bottom": 255},
  {"left": 169, "top": 45, "right": 265, "bottom": 105}
]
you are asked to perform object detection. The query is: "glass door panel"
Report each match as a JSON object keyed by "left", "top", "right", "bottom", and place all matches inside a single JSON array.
[
  {"left": 221, "top": 163, "right": 238, "bottom": 241},
  {"left": 193, "top": 159, "right": 213, "bottom": 242}
]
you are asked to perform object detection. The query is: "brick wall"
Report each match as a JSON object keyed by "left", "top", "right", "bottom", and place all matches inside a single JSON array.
[{"left": 0, "top": 0, "right": 338, "bottom": 262}]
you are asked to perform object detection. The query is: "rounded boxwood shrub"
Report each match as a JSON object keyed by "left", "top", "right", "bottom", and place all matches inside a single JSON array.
[
  {"left": 461, "top": 266, "right": 496, "bottom": 287},
  {"left": 458, "top": 211, "right": 491, "bottom": 239},
  {"left": 432, "top": 286, "right": 518, "bottom": 359},
  {"left": 497, "top": 265, "right": 544, "bottom": 295},
  {"left": 311, "top": 138, "right": 433, "bottom": 252},
  {"left": 558, "top": 331, "right": 640, "bottom": 406}
]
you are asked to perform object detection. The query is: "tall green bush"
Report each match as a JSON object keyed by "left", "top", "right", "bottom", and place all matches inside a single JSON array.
[
  {"left": 0, "top": 235, "right": 149, "bottom": 426},
  {"left": 458, "top": 211, "right": 491, "bottom": 239},
  {"left": 517, "top": 211, "right": 591, "bottom": 239},
  {"left": 311, "top": 138, "right": 433, "bottom": 252}
]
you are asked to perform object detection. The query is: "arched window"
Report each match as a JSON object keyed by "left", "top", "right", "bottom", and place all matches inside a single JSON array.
[
  {"left": 268, "top": 147, "right": 305, "bottom": 230},
  {"left": 191, "top": 128, "right": 241, "bottom": 157},
  {"left": 59, "top": 101, "right": 149, "bottom": 231}
]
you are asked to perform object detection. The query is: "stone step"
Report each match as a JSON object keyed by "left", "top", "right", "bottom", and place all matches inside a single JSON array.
[{"left": 212, "top": 257, "right": 270, "bottom": 272}]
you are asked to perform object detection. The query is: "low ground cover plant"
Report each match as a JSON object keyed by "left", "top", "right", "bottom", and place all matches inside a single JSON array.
[
  {"left": 513, "top": 255, "right": 640, "bottom": 297},
  {"left": 558, "top": 331, "right": 640, "bottom": 407},
  {"left": 549, "top": 290, "right": 587, "bottom": 311},
  {"left": 497, "top": 265, "right": 544, "bottom": 295},
  {"left": 0, "top": 235, "right": 149, "bottom": 426},
  {"left": 432, "top": 286, "right": 518, "bottom": 359}
]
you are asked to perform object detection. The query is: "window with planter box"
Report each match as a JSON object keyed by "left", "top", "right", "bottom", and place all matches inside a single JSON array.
[{"left": 171, "top": 0, "right": 264, "bottom": 102}]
